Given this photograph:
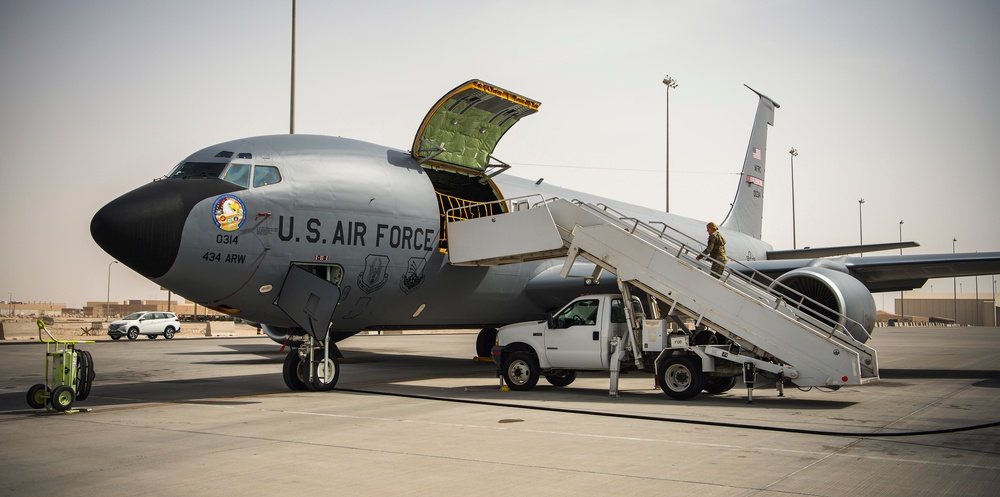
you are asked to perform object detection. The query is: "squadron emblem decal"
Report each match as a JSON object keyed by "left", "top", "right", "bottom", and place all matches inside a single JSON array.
[
  {"left": 358, "top": 254, "right": 390, "bottom": 294},
  {"left": 400, "top": 256, "right": 427, "bottom": 294},
  {"left": 213, "top": 194, "right": 246, "bottom": 232}
]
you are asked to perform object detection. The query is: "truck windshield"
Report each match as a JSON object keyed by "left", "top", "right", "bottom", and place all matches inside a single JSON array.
[{"left": 555, "top": 299, "right": 599, "bottom": 326}]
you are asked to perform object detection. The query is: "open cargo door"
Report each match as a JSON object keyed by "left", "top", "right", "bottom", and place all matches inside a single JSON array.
[{"left": 412, "top": 79, "right": 540, "bottom": 179}]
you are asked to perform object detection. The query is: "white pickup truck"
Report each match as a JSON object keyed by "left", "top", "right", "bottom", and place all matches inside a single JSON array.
[{"left": 491, "top": 293, "right": 743, "bottom": 400}]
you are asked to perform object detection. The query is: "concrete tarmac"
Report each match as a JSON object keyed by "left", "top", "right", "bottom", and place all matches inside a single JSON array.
[{"left": 1, "top": 327, "right": 998, "bottom": 496}]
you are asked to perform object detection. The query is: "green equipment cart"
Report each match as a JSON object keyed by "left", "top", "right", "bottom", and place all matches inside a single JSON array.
[{"left": 26, "top": 319, "right": 96, "bottom": 413}]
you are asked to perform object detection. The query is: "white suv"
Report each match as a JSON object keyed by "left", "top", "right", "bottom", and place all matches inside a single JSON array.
[{"left": 108, "top": 312, "right": 181, "bottom": 340}]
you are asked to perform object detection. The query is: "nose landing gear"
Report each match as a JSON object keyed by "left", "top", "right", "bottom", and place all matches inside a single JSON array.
[{"left": 281, "top": 333, "right": 341, "bottom": 392}]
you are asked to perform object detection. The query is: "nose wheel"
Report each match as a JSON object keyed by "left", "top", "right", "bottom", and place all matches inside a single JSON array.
[{"left": 281, "top": 333, "right": 340, "bottom": 392}]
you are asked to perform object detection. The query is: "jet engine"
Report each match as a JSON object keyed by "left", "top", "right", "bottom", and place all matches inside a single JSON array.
[{"left": 771, "top": 263, "right": 876, "bottom": 343}]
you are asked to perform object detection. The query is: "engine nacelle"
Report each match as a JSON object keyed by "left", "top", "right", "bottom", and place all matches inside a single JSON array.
[{"left": 771, "top": 266, "right": 876, "bottom": 343}]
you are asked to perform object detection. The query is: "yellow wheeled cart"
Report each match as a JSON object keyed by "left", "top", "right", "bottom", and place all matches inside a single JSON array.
[{"left": 26, "top": 319, "right": 96, "bottom": 413}]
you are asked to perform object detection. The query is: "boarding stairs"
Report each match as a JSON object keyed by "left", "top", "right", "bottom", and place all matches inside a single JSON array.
[{"left": 446, "top": 195, "right": 879, "bottom": 388}]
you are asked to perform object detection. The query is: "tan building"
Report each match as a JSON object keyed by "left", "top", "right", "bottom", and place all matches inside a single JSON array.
[
  {"left": 1, "top": 301, "right": 68, "bottom": 317},
  {"left": 84, "top": 299, "right": 228, "bottom": 320},
  {"left": 893, "top": 293, "right": 998, "bottom": 327}
]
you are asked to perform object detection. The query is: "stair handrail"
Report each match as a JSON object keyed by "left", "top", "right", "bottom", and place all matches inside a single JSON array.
[{"left": 570, "top": 201, "right": 873, "bottom": 346}]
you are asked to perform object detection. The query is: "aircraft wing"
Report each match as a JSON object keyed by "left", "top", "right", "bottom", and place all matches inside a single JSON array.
[
  {"left": 766, "top": 241, "right": 919, "bottom": 260},
  {"left": 746, "top": 252, "right": 1000, "bottom": 293}
]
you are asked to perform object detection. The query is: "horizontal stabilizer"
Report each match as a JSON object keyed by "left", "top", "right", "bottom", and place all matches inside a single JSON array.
[{"left": 767, "top": 241, "right": 920, "bottom": 260}]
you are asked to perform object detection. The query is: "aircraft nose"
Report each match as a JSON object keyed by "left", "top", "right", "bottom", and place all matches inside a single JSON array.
[{"left": 91, "top": 179, "right": 241, "bottom": 279}]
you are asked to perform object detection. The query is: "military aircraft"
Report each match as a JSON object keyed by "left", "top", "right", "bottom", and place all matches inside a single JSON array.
[{"left": 91, "top": 79, "right": 1000, "bottom": 391}]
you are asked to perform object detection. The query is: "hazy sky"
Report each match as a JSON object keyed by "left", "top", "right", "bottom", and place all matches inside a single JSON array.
[{"left": 2, "top": 0, "right": 999, "bottom": 309}]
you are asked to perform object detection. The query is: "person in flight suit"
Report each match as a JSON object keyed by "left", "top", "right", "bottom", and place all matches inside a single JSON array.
[{"left": 696, "top": 222, "right": 727, "bottom": 278}]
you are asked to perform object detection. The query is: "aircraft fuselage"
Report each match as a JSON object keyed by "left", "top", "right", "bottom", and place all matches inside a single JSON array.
[{"left": 92, "top": 134, "right": 773, "bottom": 336}]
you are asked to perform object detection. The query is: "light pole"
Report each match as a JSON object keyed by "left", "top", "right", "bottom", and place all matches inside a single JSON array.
[
  {"left": 662, "top": 75, "right": 678, "bottom": 212},
  {"left": 858, "top": 198, "right": 865, "bottom": 256},
  {"left": 952, "top": 238, "right": 958, "bottom": 324},
  {"left": 106, "top": 261, "right": 118, "bottom": 321},
  {"left": 789, "top": 148, "right": 798, "bottom": 249},
  {"left": 289, "top": 0, "right": 296, "bottom": 134},
  {"left": 899, "top": 220, "right": 904, "bottom": 324}
]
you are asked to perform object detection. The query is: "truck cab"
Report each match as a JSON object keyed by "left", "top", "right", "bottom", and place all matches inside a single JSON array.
[{"left": 491, "top": 294, "right": 643, "bottom": 390}]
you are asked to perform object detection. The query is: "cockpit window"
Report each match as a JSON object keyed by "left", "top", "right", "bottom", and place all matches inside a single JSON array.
[
  {"left": 253, "top": 165, "right": 282, "bottom": 187},
  {"left": 170, "top": 162, "right": 227, "bottom": 179},
  {"left": 223, "top": 163, "right": 251, "bottom": 188}
]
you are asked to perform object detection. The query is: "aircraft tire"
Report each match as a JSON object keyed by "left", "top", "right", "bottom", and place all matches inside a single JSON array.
[
  {"left": 502, "top": 351, "right": 539, "bottom": 391},
  {"left": 27, "top": 383, "right": 48, "bottom": 409},
  {"left": 309, "top": 354, "right": 340, "bottom": 392},
  {"left": 658, "top": 356, "right": 704, "bottom": 400},
  {"left": 476, "top": 328, "right": 498, "bottom": 358},
  {"left": 282, "top": 351, "right": 308, "bottom": 391},
  {"left": 703, "top": 375, "right": 738, "bottom": 394},
  {"left": 544, "top": 370, "right": 577, "bottom": 387},
  {"left": 694, "top": 329, "right": 718, "bottom": 346}
]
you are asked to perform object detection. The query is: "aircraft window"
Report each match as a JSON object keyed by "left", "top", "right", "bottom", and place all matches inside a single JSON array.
[
  {"left": 253, "top": 165, "right": 282, "bottom": 188},
  {"left": 555, "top": 299, "right": 599, "bottom": 326},
  {"left": 170, "top": 162, "right": 227, "bottom": 179},
  {"left": 214, "top": 151, "right": 234, "bottom": 158},
  {"left": 237, "top": 152, "right": 253, "bottom": 159},
  {"left": 223, "top": 163, "right": 252, "bottom": 188}
]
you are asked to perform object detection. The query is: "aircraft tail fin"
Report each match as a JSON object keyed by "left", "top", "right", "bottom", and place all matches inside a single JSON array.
[{"left": 720, "top": 85, "right": 779, "bottom": 240}]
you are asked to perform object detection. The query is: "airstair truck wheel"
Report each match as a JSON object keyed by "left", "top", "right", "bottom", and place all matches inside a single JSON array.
[
  {"left": 658, "top": 356, "right": 705, "bottom": 400},
  {"left": 502, "top": 351, "right": 539, "bottom": 391},
  {"left": 703, "top": 375, "right": 738, "bottom": 394}
]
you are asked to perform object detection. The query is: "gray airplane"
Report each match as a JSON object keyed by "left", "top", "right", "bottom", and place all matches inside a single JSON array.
[{"left": 91, "top": 80, "right": 1000, "bottom": 391}]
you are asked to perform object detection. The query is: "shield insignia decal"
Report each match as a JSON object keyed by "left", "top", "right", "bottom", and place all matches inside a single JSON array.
[{"left": 358, "top": 254, "right": 389, "bottom": 294}]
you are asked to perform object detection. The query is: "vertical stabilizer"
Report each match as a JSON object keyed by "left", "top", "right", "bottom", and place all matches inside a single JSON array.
[{"left": 720, "top": 85, "right": 779, "bottom": 240}]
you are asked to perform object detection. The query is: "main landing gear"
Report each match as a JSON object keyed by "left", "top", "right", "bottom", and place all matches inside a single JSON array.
[{"left": 282, "top": 333, "right": 341, "bottom": 392}]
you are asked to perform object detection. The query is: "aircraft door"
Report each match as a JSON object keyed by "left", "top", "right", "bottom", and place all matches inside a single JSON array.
[
  {"left": 544, "top": 299, "right": 604, "bottom": 369},
  {"left": 275, "top": 264, "right": 343, "bottom": 340}
]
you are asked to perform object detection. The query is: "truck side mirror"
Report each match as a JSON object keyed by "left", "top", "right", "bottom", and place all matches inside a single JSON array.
[{"left": 548, "top": 316, "right": 558, "bottom": 329}]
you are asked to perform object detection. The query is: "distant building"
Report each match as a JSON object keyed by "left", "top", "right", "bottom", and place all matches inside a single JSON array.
[
  {"left": 84, "top": 299, "right": 229, "bottom": 320},
  {"left": 893, "top": 293, "right": 998, "bottom": 327},
  {"left": 0, "top": 301, "right": 67, "bottom": 317}
]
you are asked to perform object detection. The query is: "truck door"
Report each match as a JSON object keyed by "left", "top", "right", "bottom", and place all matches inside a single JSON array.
[{"left": 544, "top": 298, "right": 605, "bottom": 369}]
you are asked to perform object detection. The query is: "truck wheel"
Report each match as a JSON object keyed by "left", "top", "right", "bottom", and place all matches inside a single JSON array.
[
  {"left": 476, "top": 328, "right": 498, "bottom": 358},
  {"left": 503, "top": 351, "right": 539, "bottom": 391},
  {"left": 545, "top": 370, "right": 577, "bottom": 387},
  {"left": 658, "top": 356, "right": 704, "bottom": 400},
  {"left": 703, "top": 375, "right": 737, "bottom": 394}
]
